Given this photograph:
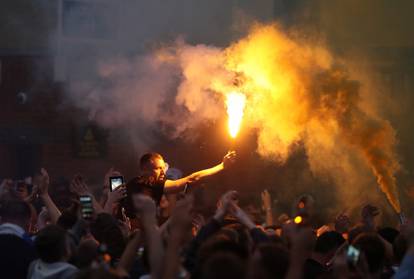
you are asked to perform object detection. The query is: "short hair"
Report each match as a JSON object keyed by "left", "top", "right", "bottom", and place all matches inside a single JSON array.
[
  {"left": 352, "top": 233, "right": 385, "bottom": 273},
  {"left": 35, "top": 225, "right": 68, "bottom": 263},
  {"left": 200, "top": 252, "right": 246, "bottom": 279},
  {"left": 0, "top": 198, "right": 31, "bottom": 224},
  {"left": 139, "top": 152, "right": 163, "bottom": 170},
  {"left": 90, "top": 213, "right": 126, "bottom": 260},
  {"left": 75, "top": 239, "right": 99, "bottom": 269},
  {"left": 57, "top": 205, "right": 79, "bottom": 230},
  {"left": 255, "top": 243, "right": 290, "bottom": 279},
  {"left": 314, "top": 231, "right": 345, "bottom": 254}
]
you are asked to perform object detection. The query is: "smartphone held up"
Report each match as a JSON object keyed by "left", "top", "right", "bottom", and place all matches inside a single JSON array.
[
  {"left": 109, "top": 176, "right": 124, "bottom": 192},
  {"left": 80, "top": 195, "right": 93, "bottom": 220},
  {"left": 347, "top": 245, "right": 360, "bottom": 267}
]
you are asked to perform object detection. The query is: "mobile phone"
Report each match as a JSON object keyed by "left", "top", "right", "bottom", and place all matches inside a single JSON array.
[
  {"left": 347, "top": 245, "right": 360, "bottom": 266},
  {"left": 109, "top": 176, "right": 124, "bottom": 192},
  {"left": 80, "top": 195, "right": 93, "bottom": 219}
]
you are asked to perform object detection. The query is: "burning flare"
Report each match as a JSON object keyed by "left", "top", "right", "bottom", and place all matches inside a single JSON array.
[{"left": 226, "top": 92, "right": 246, "bottom": 138}]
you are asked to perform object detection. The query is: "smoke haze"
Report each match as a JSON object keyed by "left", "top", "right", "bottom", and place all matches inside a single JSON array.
[{"left": 51, "top": 0, "right": 413, "bottom": 220}]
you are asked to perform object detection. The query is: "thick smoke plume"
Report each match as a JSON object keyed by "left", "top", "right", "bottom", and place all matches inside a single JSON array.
[{"left": 71, "top": 23, "right": 401, "bottom": 213}]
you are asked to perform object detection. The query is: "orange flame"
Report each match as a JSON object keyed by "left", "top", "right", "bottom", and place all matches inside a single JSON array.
[{"left": 226, "top": 92, "right": 246, "bottom": 138}]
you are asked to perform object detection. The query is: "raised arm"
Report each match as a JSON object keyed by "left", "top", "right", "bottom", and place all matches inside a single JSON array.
[
  {"left": 162, "top": 195, "right": 193, "bottom": 279},
  {"left": 70, "top": 175, "right": 104, "bottom": 214},
  {"left": 134, "top": 194, "right": 163, "bottom": 279},
  {"left": 35, "top": 168, "right": 61, "bottom": 224},
  {"left": 261, "top": 189, "right": 274, "bottom": 227},
  {"left": 103, "top": 185, "right": 126, "bottom": 215},
  {"left": 164, "top": 151, "right": 236, "bottom": 193}
]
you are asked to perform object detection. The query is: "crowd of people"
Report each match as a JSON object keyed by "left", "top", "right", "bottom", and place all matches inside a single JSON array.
[{"left": 0, "top": 151, "right": 414, "bottom": 279}]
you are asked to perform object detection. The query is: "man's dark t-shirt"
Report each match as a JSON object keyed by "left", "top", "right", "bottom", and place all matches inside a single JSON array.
[{"left": 123, "top": 176, "right": 165, "bottom": 218}]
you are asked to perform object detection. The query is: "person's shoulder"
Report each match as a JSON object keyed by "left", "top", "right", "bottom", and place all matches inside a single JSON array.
[
  {"left": 0, "top": 233, "right": 33, "bottom": 249},
  {"left": 126, "top": 176, "right": 141, "bottom": 191}
]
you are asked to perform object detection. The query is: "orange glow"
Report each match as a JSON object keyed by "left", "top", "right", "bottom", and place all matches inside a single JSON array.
[
  {"left": 156, "top": 23, "right": 401, "bottom": 213},
  {"left": 298, "top": 202, "right": 305, "bottom": 209},
  {"left": 103, "top": 254, "right": 111, "bottom": 263},
  {"left": 226, "top": 92, "right": 246, "bottom": 138},
  {"left": 294, "top": 216, "right": 303, "bottom": 224}
]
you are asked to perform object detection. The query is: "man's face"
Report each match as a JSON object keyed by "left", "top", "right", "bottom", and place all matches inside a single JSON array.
[{"left": 143, "top": 158, "right": 166, "bottom": 182}]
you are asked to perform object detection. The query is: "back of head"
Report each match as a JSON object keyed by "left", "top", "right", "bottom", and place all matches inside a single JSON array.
[
  {"left": 75, "top": 239, "right": 99, "bottom": 269},
  {"left": 0, "top": 198, "right": 31, "bottom": 229},
  {"left": 57, "top": 203, "right": 79, "bottom": 230},
  {"left": 352, "top": 233, "right": 385, "bottom": 274},
  {"left": 200, "top": 252, "right": 246, "bottom": 279},
  {"left": 139, "top": 152, "right": 163, "bottom": 171},
  {"left": 251, "top": 243, "right": 290, "bottom": 279},
  {"left": 198, "top": 237, "right": 249, "bottom": 264},
  {"left": 221, "top": 223, "right": 251, "bottom": 249},
  {"left": 314, "top": 231, "right": 345, "bottom": 255},
  {"left": 193, "top": 238, "right": 249, "bottom": 279},
  {"left": 35, "top": 225, "right": 69, "bottom": 263},
  {"left": 90, "top": 213, "right": 126, "bottom": 260}
]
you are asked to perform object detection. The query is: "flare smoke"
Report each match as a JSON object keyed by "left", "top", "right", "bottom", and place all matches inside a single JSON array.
[{"left": 72, "top": 23, "right": 401, "bottom": 213}]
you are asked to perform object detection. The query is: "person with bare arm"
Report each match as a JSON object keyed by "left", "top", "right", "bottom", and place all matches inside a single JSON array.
[{"left": 126, "top": 151, "right": 236, "bottom": 206}]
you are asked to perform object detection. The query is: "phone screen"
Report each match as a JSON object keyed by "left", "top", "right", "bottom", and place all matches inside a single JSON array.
[
  {"left": 347, "top": 245, "right": 360, "bottom": 266},
  {"left": 80, "top": 195, "right": 93, "bottom": 219},
  {"left": 110, "top": 176, "right": 124, "bottom": 191}
]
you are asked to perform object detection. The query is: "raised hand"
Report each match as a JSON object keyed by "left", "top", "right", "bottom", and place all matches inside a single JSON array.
[
  {"left": 70, "top": 174, "right": 91, "bottom": 196},
  {"left": 107, "top": 185, "right": 127, "bottom": 204},
  {"left": 132, "top": 194, "right": 157, "bottom": 225},
  {"left": 103, "top": 184, "right": 127, "bottom": 215},
  {"left": 215, "top": 190, "right": 238, "bottom": 221},
  {"left": 229, "top": 200, "right": 256, "bottom": 230},
  {"left": 170, "top": 195, "right": 194, "bottom": 238},
  {"left": 34, "top": 168, "right": 62, "bottom": 224},
  {"left": 261, "top": 189, "right": 272, "bottom": 211},
  {"left": 0, "top": 179, "right": 13, "bottom": 197},
  {"left": 36, "top": 206, "right": 50, "bottom": 230},
  {"left": 34, "top": 168, "right": 50, "bottom": 196},
  {"left": 103, "top": 167, "right": 122, "bottom": 193},
  {"left": 24, "top": 184, "right": 39, "bottom": 203},
  {"left": 222, "top": 151, "right": 237, "bottom": 168}
]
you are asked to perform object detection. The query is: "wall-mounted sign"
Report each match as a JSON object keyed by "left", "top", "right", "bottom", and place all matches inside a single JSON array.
[{"left": 74, "top": 124, "right": 107, "bottom": 158}]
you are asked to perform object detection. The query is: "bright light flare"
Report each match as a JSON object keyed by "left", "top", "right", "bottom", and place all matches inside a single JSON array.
[
  {"left": 294, "top": 216, "right": 303, "bottom": 224},
  {"left": 226, "top": 92, "right": 246, "bottom": 138}
]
